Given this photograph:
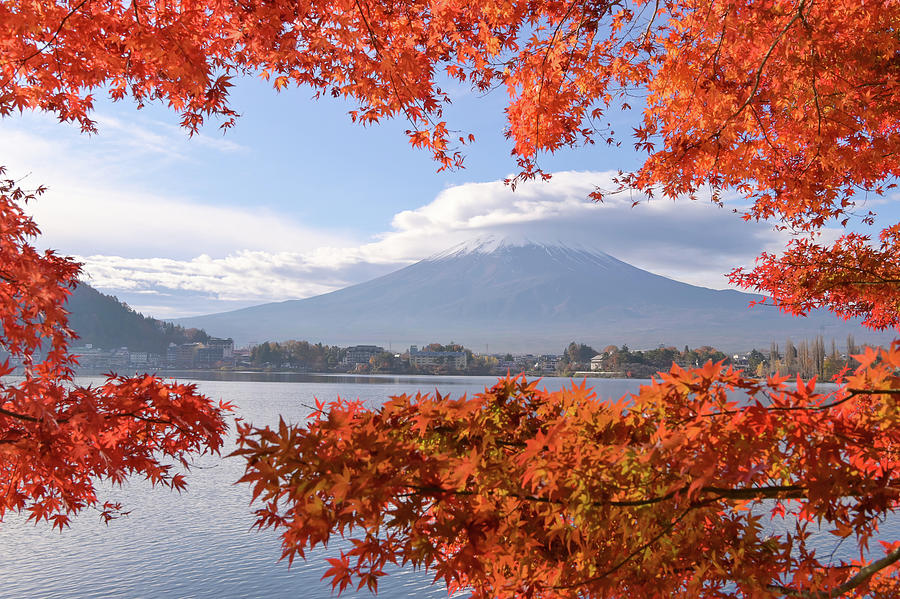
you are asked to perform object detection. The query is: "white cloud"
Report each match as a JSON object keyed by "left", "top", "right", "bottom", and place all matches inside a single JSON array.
[
  {"left": 0, "top": 113, "right": 792, "bottom": 316},
  {"left": 0, "top": 112, "right": 352, "bottom": 260},
  {"left": 4, "top": 94, "right": 888, "bottom": 322},
  {"left": 68, "top": 170, "right": 790, "bottom": 316},
  {"left": 27, "top": 185, "right": 347, "bottom": 259},
  {"left": 96, "top": 114, "right": 245, "bottom": 155},
  {"left": 349, "top": 171, "right": 785, "bottom": 285}
]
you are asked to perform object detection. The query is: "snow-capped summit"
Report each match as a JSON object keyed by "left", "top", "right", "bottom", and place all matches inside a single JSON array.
[
  {"left": 175, "top": 238, "right": 886, "bottom": 352},
  {"left": 428, "top": 233, "right": 612, "bottom": 261}
]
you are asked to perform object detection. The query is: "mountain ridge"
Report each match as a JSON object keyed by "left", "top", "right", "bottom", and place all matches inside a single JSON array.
[
  {"left": 67, "top": 283, "right": 211, "bottom": 352},
  {"left": 172, "top": 238, "right": 894, "bottom": 352}
]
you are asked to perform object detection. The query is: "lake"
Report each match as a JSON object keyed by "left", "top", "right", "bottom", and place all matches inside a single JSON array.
[
  {"left": 0, "top": 373, "right": 894, "bottom": 598},
  {"left": 0, "top": 373, "right": 644, "bottom": 598}
]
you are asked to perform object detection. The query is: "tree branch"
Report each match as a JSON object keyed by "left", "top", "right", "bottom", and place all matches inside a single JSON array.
[
  {"left": 552, "top": 500, "right": 715, "bottom": 590},
  {"left": 0, "top": 405, "right": 39, "bottom": 423},
  {"left": 713, "top": 0, "right": 806, "bottom": 137},
  {"left": 769, "top": 545, "right": 900, "bottom": 598},
  {"left": 640, "top": 0, "right": 661, "bottom": 47},
  {"left": 692, "top": 388, "right": 900, "bottom": 421},
  {"left": 402, "top": 483, "right": 807, "bottom": 508},
  {"left": 16, "top": 0, "right": 91, "bottom": 65}
]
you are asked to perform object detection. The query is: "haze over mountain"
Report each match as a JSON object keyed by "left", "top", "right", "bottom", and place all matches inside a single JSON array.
[{"left": 173, "top": 236, "right": 894, "bottom": 353}]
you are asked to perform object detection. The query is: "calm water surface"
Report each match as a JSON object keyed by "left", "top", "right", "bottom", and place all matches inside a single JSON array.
[
  {"left": 0, "top": 374, "right": 641, "bottom": 599},
  {"left": 0, "top": 373, "right": 894, "bottom": 598}
]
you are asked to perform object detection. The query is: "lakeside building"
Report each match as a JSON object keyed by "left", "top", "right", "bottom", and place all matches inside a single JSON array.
[
  {"left": 731, "top": 352, "right": 751, "bottom": 370},
  {"left": 537, "top": 354, "right": 561, "bottom": 373},
  {"left": 196, "top": 338, "right": 235, "bottom": 368},
  {"left": 129, "top": 351, "right": 149, "bottom": 365},
  {"left": 174, "top": 343, "right": 203, "bottom": 368},
  {"left": 408, "top": 346, "right": 467, "bottom": 370},
  {"left": 343, "top": 345, "right": 385, "bottom": 366},
  {"left": 68, "top": 344, "right": 164, "bottom": 371},
  {"left": 165, "top": 338, "right": 235, "bottom": 369},
  {"left": 232, "top": 347, "right": 252, "bottom": 367},
  {"left": 489, "top": 353, "right": 560, "bottom": 375}
]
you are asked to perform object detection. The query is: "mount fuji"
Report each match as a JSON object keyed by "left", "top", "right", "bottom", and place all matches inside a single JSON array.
[{"left": 172, "top": 236, "right": 893, "bottom": 352}]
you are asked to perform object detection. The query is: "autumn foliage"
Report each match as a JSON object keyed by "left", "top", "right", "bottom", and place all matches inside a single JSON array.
[
  {"left": 234, "top": 354, "right": 900, "bottom": 598},
  {"left": 730, "top": 227, "right": 900, "bottom": 331},
  {"left": 1, "top": 0, "right": 900, "bottom": 597},
  {"left": 0, "top": 171, "right": 231, "bottom": 527},
  {"left": 2, "top": 0, "right": 897, "bottom": 323}
]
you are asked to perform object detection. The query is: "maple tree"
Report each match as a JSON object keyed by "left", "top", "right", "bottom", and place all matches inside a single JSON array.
[
  {"left": 236, "top": 360, "right": 900, "bottom": 598},
  {"left": 0, "top": 170, "right": 232, "bottom": 528},
  {"left": 2, "top": 0, "right": 896, "bottom": 322},
  {"left": 2, "top": 0, "right": 899, "bottom": 596}
]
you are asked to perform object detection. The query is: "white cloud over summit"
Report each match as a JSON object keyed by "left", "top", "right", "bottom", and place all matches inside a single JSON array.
[
  {"left": 76, "top": 171, "right": 786, "bottom": 317},
  {"left": 0, "top": 112, "right": 787, "bottom": 318}
]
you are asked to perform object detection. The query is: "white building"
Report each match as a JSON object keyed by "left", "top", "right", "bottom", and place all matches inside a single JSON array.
[{"left": 409, "top": 347, "right": 467, "bottom": 370}]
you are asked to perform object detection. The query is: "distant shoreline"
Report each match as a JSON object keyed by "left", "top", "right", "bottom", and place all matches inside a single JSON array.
[{"left": 67, "top": 367, "right": 651, "bottom": 382}]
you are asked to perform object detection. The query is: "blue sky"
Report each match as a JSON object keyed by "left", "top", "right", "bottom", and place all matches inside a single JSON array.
[{"left": 1, "top": 75, "right": 896, "bottom": 318}]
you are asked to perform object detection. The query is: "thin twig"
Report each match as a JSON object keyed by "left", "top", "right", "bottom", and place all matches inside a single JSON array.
[
  {"left": 712, "top": 0, "right": 807, "bottom": 138},
  {"left": 16, "top": 0, "right": 91, "bottom": 65},
  {"left": 552, "top": 501, "right": 714, "bottom": 590},
  {"left": 692, "top": 388, "right": 900, "bottom": 421},
  {"left": 0, "top": 405, "right": 39, "bottom": 423},
  {"left": 403, "top": 482, "right": 806, "bottom": 508}
]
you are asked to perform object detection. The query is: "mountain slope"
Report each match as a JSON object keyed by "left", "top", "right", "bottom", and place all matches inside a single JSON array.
[
  {"left": 173, "top": 238, "right": 894, "bottom": 352},
  {"left": 67, "top": 283, "right": 210, "bottom": 352}
]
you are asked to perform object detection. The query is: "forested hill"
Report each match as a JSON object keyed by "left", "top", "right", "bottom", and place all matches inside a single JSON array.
[{"left": 66, "top": 283, "right": 210, "bottom": 353}]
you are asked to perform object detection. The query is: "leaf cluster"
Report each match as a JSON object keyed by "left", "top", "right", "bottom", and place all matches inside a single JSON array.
[{"left": 235, "top": 348, "right": 900, "bottom": 597}]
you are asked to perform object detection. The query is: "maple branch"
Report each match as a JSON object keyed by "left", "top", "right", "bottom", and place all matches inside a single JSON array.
[
  {"left": 552, "top": 500, "right": 715, "bottom": 590},
  {"left": 845, "top": 388, "right": 900, "bottom": 399},
  {"left": 714, "top": 0, "right": 806, "bottom": 137},
  {"left": 750, "top": 104, "right": 780, "bottom": 154},
  {"left": 810, "top": 66, "right": 823, "bottom": 139},
  {"left": 761, "top": 388, "right": 892, "bottom": 413},
  {"left": 352, "top": 0, "right": 382, "bottom": 61},
  {"left": 0, "top": 405, "right": 39, "bottom": 423},
  {"left": 16, "top": 0, "right": 91, "bottom": 65},
  {"left": 350, "top": 0, "right": 441, "bottom": 144},
  {"left": 0, "top": 403, "right": 200, "bottom": 436},
  {"left": 819, "top": 279, "right": 900, "bottom": 286},
  {"left": 90, "top": 502, "right": 131, "bottom": 522},
  {"left": 640, "top": 0, "right": 660, "bottom": 47},
  {"left": 709, "top": 7, "right": 730, "bottom": 74},
  {"left": 110, "top": 412, "right": 191, "bottom": 436},
  {"left": 534, "top": 0, "right": 586, "bottom": 157},
  {"left": 777, "top": 258, "right": 900, "bottom": 281},
  {"left": 558, "top": 4, "right": 594, "bottom": 98},
  {"left": 0, "top": 268, "right": 19, "bottom": 286},
  {"left": 402, "top": 483, "right": 806, "bottom": 508},
  {"left": 690, "top": 388, "right": 900, "bottom": 421},
  {"left": 704, "top": 485, "right": 806, "bottom": 501},
  {"left": 768, "top": 545, "right": 900, "bottom": 598}
]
